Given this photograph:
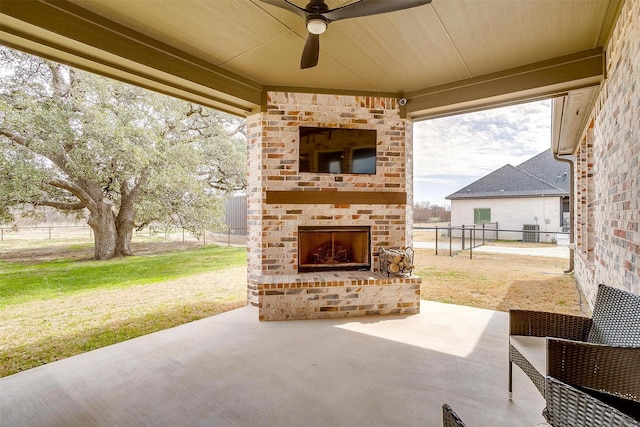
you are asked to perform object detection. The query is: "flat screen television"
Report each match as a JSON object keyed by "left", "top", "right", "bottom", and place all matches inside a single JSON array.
[{"left": 299, "top": 127, "right": 377, "bottom": 174}]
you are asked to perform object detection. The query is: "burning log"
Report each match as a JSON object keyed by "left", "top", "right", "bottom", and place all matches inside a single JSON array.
[{"left": 312, "top": 242, "right": 349, "bottom": 264}]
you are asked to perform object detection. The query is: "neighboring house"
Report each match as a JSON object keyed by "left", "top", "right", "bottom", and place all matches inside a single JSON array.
[{"left": 446, "top": 150, "right": 570, "bottom": 242}]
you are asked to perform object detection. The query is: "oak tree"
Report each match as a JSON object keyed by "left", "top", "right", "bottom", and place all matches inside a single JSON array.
[{"left": 0, "top": 48, "right": 246, "bottom": 259}]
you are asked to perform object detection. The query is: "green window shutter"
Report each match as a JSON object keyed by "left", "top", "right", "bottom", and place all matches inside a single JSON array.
[{"left": 474, "top": 208, "right": 491, "bottom": 224}]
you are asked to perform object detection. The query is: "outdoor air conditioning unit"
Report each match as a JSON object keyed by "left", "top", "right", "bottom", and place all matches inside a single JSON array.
[{"left": 522, "top": 224, "right": 540, "bottom": 243}]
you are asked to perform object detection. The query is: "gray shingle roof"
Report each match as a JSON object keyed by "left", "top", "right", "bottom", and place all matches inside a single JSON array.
[{"left": 446, "top": 150, "right": 570, "bottom": 200}]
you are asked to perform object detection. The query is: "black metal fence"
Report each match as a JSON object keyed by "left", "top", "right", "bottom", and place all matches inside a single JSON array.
[
  {"left": 418, "top": 222, "right": 498, "bottom": 257},
  {"left": 414, "top": 223, "right": 570, "bottom": 259},
  {"left": 0, "top": 225, "right": 247, "bottom": 247},
  {"left": 3, "top": 223, "right": 570, "bottom": 258}
]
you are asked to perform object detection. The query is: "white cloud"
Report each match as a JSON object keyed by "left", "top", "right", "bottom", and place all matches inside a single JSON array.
[
  {"left": 419, "top": 176, "right": 462, "bottom": 185},
  {"left": 412, "top": 100, "right": 551, "bottom": 204}
]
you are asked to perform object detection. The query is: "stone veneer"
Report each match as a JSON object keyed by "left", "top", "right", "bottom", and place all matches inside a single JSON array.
[
  {"left": 573, "top": 0, "right": 640, "bottom": 304},
  {"left": 246, "top": 92, "right": 420, "bottom": 320}
]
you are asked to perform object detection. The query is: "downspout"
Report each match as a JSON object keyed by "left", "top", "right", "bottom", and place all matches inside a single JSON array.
[{"left": 553, "top": 152, "right": 574, "bottom": 274}]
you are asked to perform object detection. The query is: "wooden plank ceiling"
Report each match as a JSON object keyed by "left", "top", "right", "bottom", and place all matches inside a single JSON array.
[{"left": 0, "top": 0, "right": 622, "bottom": 150}]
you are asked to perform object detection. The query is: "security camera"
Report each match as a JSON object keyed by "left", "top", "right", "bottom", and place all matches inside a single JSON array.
[{"left": 399, "top": 98, "right": 408, "bottom": 106}]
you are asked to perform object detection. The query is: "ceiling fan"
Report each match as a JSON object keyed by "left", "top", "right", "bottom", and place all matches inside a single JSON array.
[{"left": 258, "top": 0, "right": 432, "bottom": 69}]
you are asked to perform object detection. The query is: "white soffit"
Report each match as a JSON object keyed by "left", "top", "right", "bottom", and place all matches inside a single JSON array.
[{"left": 552, "top": 86, "right": 601, "bottom": 156}]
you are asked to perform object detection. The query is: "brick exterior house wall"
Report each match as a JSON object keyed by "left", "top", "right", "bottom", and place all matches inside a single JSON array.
[{"left": 573, "top": 0, "right": 640, "bottom": 304}]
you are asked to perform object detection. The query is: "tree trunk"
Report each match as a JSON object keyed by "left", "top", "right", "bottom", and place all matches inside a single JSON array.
[
  {"left": 87, "top": 200, "right": 117, "bottom": 260},
  {"left": 115, "top": 183, "right": 138, "bottom": 257},
  {"left": 115, "top": 216, "right": 134, "bottom": 257}
]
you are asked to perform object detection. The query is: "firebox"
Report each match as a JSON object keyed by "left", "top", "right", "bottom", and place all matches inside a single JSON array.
[{"left": 298, "top": 226, "right": 371, "bottom": 272}]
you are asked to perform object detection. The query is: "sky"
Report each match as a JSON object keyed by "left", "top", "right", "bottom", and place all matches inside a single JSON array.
[{"left": 412, "top": 99, "right": 552, "bottom": 207}]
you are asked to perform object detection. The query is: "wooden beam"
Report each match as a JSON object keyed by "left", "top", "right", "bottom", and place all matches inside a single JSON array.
[
  {"left": 405, "top": 49, "right": 603, "bottom": 120},
  {"left": 0, "top": 0, "right": 263, "bottom": 115},
  {"left": 266, "top": 191, "right": 406, "bottom": 205}
]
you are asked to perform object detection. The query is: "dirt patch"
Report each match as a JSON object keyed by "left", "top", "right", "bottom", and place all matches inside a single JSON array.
[
  {"left": 0, "top": 240, "right": 210, "bottom": 263},
  {"left": 415, "top": 249, "right": 588, "bottom": 316}
]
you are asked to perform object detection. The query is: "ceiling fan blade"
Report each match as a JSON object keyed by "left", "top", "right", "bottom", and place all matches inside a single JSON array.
[
  {"left": 260, "top": 0, "right": 431, "bottom": 70},
  {"left": 256, "top": 0, "right": 306, "bottom": 18},
  {"left": 325, "top": 0, "right": 432, "bottom": 22},
  {"left": 300, "top": 33, "right": 320, "bottom": 69}
]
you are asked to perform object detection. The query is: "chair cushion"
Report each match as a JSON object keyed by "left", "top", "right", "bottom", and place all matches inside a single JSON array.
[{"left": 510, "top": 335, "right": 547, "bottom": 375}]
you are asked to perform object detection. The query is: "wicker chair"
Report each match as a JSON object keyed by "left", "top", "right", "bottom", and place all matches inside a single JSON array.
[
  {"left": 545, "top": 376, "right": 640, "bottom": 427},
  {"left": 508, "top": 284, "right": 640, "bottom": 402},
  {"left": 442, "top": 404, "right": 467, "bottom": 427}
]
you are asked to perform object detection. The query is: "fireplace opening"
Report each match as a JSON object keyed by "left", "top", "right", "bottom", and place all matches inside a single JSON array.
[{"left": 298, "top": 226, "right": 371, "bottom": 272}]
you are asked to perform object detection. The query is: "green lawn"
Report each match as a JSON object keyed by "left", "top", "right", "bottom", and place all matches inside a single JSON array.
[
  {"left": 1, "top": 244, "right": 248, "bottom": 376},
  {"left": 0, "top": 245, "right": 246, "bottom": 307}
]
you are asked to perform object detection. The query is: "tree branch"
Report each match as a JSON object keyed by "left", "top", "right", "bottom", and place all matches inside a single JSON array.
[
  {"left": 36, "top": 199, "right": 86, "bottom": 211},
  {"left": 47, "top": 61, "right": 70, "bottom": 99},
  {"left": 0, "top": 129, "right": 74, "bottom": 177},
  {"left": 47, "top": 177, "right": 97, "bottom": 212},
  {"left": 228, "top": 123, "right": 245, "bottom": 138},
  {"left": 0, "top": 129, "right": 29, "bottom": 146},
  {"left": 1, "top": 130, "right": 102, "bottom": 205}
]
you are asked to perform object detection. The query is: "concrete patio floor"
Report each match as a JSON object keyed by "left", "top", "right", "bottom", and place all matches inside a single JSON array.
[{"left": 0, "top": 301, "right": 546, "bottom": 426}]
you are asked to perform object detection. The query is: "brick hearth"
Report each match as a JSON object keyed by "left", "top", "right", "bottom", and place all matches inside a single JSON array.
[
  {"left": 246, "top": 92, "right": 421, "bottom": 321},
  {"left": 257, "top": 271, "right": 421, "bottom": 321}
]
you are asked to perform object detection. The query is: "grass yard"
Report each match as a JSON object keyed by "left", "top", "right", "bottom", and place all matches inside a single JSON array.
[
  {"left": 0, "top": 240, "right": 586, "bottom": 378},
  {"left": 0, "top": 243, "right": 247, "bottom": 377},
  {"left": 0, "top": 244, "right": 245, "bottom": 307}
]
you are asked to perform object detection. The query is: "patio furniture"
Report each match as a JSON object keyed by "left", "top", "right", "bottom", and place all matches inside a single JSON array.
[
  {"left": 442, "top": 404, "right": 467, "bottom": 427},
  {"left": 508, "top": 284, "right": 640, "bottom": 399},
  {"left": 545, "top": 376, "right": 640, "bottom": 426}
]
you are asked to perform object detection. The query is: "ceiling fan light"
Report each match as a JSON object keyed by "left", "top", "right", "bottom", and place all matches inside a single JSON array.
[{"left": 307, "top": 18, "right": 327, "bottom": 35}]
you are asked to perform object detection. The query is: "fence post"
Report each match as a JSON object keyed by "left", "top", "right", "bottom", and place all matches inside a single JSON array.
[
  {"left": 474, "top": 225, "right": 476, "bottom": 245},
  {"left": 182, "top": 228, "right": 185, "bottom": 243},
  {"left": 482, "top": 223, "right": 485, "bottom": 245},
  {"left": 449, "top": 226, "right": 452, "bottom": 257},
  {"left": 496, "top": 222, "right": 499, "bottom": 241},
  {"left": 469, "top": 227, "right": 473, "bottom": 259},
  {"left": 228, "top": 228, "right": 231, "bottom": 247},
  {"left": 203, "top": 231, "right": 206, "bottom": 246},
  {"left": 461, "top": 224, "right": 465, "bottom": 250},
  {"left": 435, "top": 225, "right": 438, "bottom": 255},
  {"left": 1, "top": 228, "right": 3, "bottom": 241}
]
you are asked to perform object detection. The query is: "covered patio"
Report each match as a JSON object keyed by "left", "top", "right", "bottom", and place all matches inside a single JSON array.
[
  {"left": 0, "top": 1, "right": 619, "bottom": 311},
  {"left": 2, "top": 0, "right": 637, "bottom": 425},
  {"left": 0, "top": 301, "right": 545, "bottom": 426}
]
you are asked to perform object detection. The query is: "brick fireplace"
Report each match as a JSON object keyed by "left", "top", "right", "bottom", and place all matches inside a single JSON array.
[
  {"left": 298, "top": 226, "right": 371, "bottom": 272},
  {"left": 246, "top": 92, "right": 421, "bottom": 320}
]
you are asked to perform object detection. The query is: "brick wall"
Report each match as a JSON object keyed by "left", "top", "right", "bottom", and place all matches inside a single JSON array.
[
  {"left": 246, "top": 92, "right": 419, "bottom": 319},
  {"left": 574, "top": 0, "right": 640, "bottom": 304}
]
